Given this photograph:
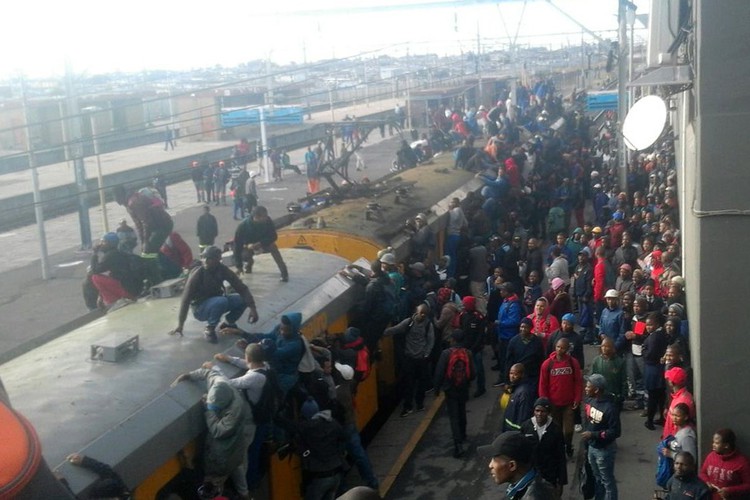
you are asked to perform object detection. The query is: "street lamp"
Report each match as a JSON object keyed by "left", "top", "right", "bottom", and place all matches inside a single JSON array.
[{"left": 626, "top": 2, "right": 637, "bottom": 110}]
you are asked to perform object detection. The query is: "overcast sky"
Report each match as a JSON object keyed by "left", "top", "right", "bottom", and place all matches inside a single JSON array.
[{"left": 2, "top": 0, "right": 648, "bottom": 79}]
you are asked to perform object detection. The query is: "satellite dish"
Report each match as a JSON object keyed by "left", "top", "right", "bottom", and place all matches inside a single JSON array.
[{"left": 622, "top": 95, "right": 668, "bottom": 151}]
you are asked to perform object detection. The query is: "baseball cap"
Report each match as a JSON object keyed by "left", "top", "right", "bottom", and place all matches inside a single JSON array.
[
  {"left": 604, "top": 289, "right": 619, "bottom": 299},
  {"left": 409, "top": 262, "right": 426, "bottom": 272},
  {"left": 335, "top": 362, "right": 355, "bottom": 381},
  {"left": 533, "top": 397, "right": 551, "bottom": 410},
  {"left": 585, "top": 374, "right": 607, "bottom": 390},
  {"left": 102, "top": 232, "right": 119, "bottom": 244},
  {"left": 477, "top": 431, "right": 534, "bottom": 463},
  {"left": 415, "top": 212, "right": 427, "bottom": 221},
  {"left": 665, "top": 367, "right": 687, "bottom": 387},
  {"left": 592, "top": 226, "right": 603, "bottom": 234},
  {"left": 380, "top": 253, "right": 396, "bottom": 265},
  {"left": 202, "top": 246, "right": 223, "bottom": 260}
]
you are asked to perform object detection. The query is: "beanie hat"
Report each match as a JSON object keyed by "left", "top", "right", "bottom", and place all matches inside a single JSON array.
[
  {"left": 301, "top": 397, "right": 320, "bottom": 420},
  {"left": 562, "top": 313, "right": 576, "bottom": 324},
  {"left": 462, "top": 296, "right": 476, "bottom": 312}
]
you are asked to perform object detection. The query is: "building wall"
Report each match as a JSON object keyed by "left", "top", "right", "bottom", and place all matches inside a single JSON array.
[{"left": 691, "top": 0, "right": 750, "bottom": 454}]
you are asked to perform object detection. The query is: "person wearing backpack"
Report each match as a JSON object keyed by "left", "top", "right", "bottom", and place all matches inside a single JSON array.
[{"left": 433, "top": 330, "right": 475, "bottom": 458}]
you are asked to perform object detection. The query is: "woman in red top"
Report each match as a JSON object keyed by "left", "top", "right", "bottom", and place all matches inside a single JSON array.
[
  {"left": 527, "top": 297, "right": 560, "bottom": 351},
  {"left": 699, "top": 428, "right": 750, "bottom": 499}
]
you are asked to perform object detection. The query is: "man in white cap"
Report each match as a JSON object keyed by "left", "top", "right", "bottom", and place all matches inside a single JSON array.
[{"left": 599, "top": 289, "right": 626, "bottom": 350}]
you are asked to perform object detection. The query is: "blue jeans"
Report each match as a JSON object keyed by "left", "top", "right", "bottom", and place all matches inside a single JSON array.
[
  {"left": 445, "top": 234, "right": 461, "bottom": 278},
  {"left": 343, "top": 423, "right": 378, "bottom": 490},
  {"left": 473, "top": 349, "right": 485, "bottom": 393},
  {"left": 193, "top": 294, "right": 246, "bottom": 327},
  {"left": 304, "top": 474, "right": 340, "bottom": 500},
  {"left": 588, "top": 443, "right": 618, "bottom": 500},
  {"left": 246, "top": 423, "right": 270, "bottom": 490}
]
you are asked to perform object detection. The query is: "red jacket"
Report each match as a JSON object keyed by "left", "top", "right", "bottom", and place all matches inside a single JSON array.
[
  {"left": 504, "top": 158, "right": 521, "bottom": 188},
  {"left": 527, "top": 313, "right": 560, "bottom": 351},
  {"left": 699, "top": 450, "right": 750, "bottom": 499},
  {"left": 663, "top": 387, "right": 695, "bottom": 439},
  {"left": 593, "top": 259, "right": 606, "bottom": 302},
  {"left": 538, "top": 353, "right": 582, "bottom": 406}
]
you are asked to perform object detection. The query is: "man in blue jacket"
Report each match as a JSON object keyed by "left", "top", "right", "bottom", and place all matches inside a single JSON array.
[{"left": 493, "top": 282, "right": 522, "bottom": 386}]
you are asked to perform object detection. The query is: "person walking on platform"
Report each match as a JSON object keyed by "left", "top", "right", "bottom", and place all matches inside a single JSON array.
[
  {"left": 113, "top": 184, "right": 173, "bottom": 287},
  {"left": 197, "top": 204, "right": 219, "bottom": 254},
  {"left": 305, "top": 145, "right": 320, "bottom": 194},
  {"left": 172, "top": 246, "right": 259, "bottom": 343},
  {"left": 434, "top": 330, "right": 475, "bottom": 458},
  {"left": 520, "top": 398, "right": 568, "bottom": 497},
  {"left": 163, "top": 126, "right": 175, "bottom": 151},
  {"left": 190, "top": 160, "right": 205, "bottom": 202},
  {"left": 233, "top": 206, "right": 289, "bottom": 282}
]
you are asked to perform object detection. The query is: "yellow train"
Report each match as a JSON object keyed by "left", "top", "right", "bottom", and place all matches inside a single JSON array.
[{"left": 0, "top": 153, "right": 483, "bottom": 499}]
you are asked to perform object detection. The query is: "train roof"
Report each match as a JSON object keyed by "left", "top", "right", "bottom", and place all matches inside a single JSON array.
[
  {"left": 0, "top": 249, "right": 352, "bottom": 493},
  {"left": 283, "top": 154, "right": 477, "bottom": 245}
]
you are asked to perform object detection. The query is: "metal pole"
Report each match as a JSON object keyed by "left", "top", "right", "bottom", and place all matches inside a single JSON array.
[
  {"left": 64, "top": 60, "right": 92, "bottom": 249},
  {"left": 328, "top": 86, "right": 335, "bottom": 122},
  {"left": 260, "top": 107, "right": 270, "bottom": 184},
  {"left": 21, "top": 77, "right": 51, "bottom": 280},
  {"left": 617, "top": 0, "right": 629, "bottom": 192},
  {"left": 89, "top": 110, "right": 109, "bottom": 232},
  {"left": 629, "top": 22, "right": 635, "bottom": 109},
  {"left": 406, "top": 47, "right": 412, "bottom": 129}
]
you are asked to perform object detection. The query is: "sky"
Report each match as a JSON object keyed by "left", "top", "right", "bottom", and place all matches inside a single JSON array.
[{"left": 2, "top": 0, "right": 648, "bottom": 79}]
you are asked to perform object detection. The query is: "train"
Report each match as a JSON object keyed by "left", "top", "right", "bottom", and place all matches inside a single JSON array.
[{"left": 0, "top": 152, "right": 484, "bottom": 499}]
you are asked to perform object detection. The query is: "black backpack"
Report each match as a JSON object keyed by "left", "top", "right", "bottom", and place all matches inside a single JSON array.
[
  {"left": 244, "top": 367, "right": 282, "bottom": 425},
  {"left": 460, "top": 310, "right": 486, "bottom": 351}
]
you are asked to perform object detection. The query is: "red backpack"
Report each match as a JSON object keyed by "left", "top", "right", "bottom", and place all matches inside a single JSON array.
[{"left": 446, "top": 347, "right": 471, "bottom": 387}]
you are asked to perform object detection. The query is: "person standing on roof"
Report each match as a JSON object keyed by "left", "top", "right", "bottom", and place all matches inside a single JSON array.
[
  {"left": 172, "top": 246, "right": 258, "bottom": 343},
  {"left": 113, "top": 184, "right": 173, "bottom": 286},
  {"left": 233, "top": 206, "right": 289, "bottom": 282},
  {"left": 213, "top": 161, "right": 230, "bottom": 206}
]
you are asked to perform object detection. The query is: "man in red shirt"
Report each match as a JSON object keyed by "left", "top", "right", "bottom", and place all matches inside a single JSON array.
[{"left": 538, "top": 338, "right": 582, "bottom": 457}]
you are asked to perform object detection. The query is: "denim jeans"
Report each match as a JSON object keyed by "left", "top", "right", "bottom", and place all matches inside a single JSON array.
[
  {"left": 588, "top": 442, "right": 618, "bottom": 500},
  {"left": 343, "top": 423, "right": 378, "bottom": 489},
  {"left": 193, "top": 294, "right": 246, "bottom": 327},
  {"left": 304, "top": 474, "right": 340, "bottom": 500}
]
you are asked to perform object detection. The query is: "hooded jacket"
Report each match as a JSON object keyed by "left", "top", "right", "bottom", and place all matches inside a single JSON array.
[
  {"left": 497, "top": 294, "right": 523, "bottom": 340},
  {"left": 298, "top": 410, "right": 347, "bottom": 474},
  {"left": 187, "top": 368, "right": 253, "bottom": 478},
  {"left": 538, "top": 352, "right": 582, "bottom": 406},
  {"left": 255, "top": 313, "right": 304, "bottom": 393}
]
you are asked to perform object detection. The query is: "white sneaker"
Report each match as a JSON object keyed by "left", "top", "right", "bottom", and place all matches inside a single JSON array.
[{"left": 574, "top": 424, "right": 583, "bottom": 433}]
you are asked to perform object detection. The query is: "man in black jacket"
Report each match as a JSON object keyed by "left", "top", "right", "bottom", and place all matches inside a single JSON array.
[
  {"left": 582, "top": 374, "right": 621, "bottom": 500},
  {"left": 196, "top": 204, "right": 218, "bottom": 253},
  {"left": 520, "top": 398, "right": 567, "bottom": 497},
  {"left": 172, "top": 246, "right": 259, "bottom": 343},
  {"left": 233, "top": 206, "right": 289, "bottom": 282}
]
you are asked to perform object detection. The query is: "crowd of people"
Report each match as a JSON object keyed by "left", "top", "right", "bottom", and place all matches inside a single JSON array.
[{"left": 71, "top": 81, "right": 750, "bottom": 500}]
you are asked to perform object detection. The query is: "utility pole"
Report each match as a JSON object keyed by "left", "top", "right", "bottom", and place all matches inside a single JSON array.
[
  {"left": 259, "top": 106, "right": 270, "bottom": 184},
  {"left": 617, "top": 0, "right": 629, "bottom": 192},
  {"left": 21, "top": 76, "right": 51, "bottom": 280},
  {"left": 85, "top": 107, "right": 109, "bottom": 232},
  {"left": 64, "top": 60, "right": 92, "bottom": 250},
  {"left": 406, "top": 46, "right": 412, "bottom": 130},
  {"left": 477, "top": 21, "right": 483, "bottom": 106}
]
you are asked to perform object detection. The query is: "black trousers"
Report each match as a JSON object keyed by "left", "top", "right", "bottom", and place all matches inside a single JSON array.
[
  {"left": 446, "top": 394, "right": 467, "bottom": 444},
  {"left": 401, "top": 357, "right": 429, "bottom": 411}
]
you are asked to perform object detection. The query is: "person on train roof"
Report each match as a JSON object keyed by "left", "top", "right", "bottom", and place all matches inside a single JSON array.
[
  {"left": 224, "top": 312, "right": 305, "bottom": 397},
  {"left": 172, "top": 245, "right": 258, "bottom": 344}
]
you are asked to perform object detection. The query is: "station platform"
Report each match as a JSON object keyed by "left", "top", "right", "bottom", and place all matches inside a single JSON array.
[{"left": 366, "top": 345, "right": 658, "bottom": 499}]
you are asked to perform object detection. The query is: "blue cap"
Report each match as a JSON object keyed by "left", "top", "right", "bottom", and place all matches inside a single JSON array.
[
  {"left": 613, "top": 212, "right": 624, "bottom": 221},
  {"left": 301, "top": 397, "right": 320, "bottom": 420},
  {"left": 102, "top": 232, "right": 119, "bottom": 244},
  {"left": 562, "top": 313, "right": 576, "bottom": 324}
]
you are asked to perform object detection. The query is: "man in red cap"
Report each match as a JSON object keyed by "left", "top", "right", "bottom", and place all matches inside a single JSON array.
[{"left": 663, "top": 366, "right": 695, "bottom": 439}]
